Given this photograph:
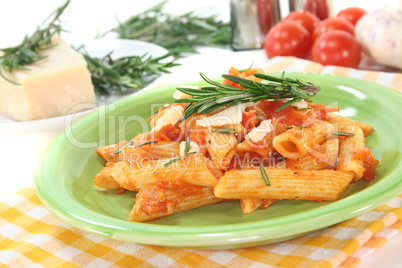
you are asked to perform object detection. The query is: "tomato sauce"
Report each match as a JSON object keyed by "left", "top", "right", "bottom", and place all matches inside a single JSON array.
[
  {"left": 353, "top": 147, "right": 379, "bottom": 181},
  {"left": 258, "top": 100, "right": 311, "bottom": 127},
  {"left": 308, "top": 103, "right": 339, "bottom": 121},
  {"left": 241, "top": 110, "right": 257, "bottom": 132},
  {"left": 222, "top": 67, "right": 264, "bottom": 89}
]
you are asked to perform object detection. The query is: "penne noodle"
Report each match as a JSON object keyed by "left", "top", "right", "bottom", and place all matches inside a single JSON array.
[
  {"left": 214, "top": 167, "right": 354, "bottom": 202},
  {"left": 96, "top": 141, "right": 126, "bottom": 162},
  {"left": 92, "top": 65, "right": 379, "bottom": 222},
  {"left": 93, "top": 163, "right": 120, "bottom": 190},
  {"left": 326, "top": 112, "right": 373, "bottom": 136},
  {"left": 122, "top": 141, "right": 181, "bottom": 162},
  {"left": 205, "top": 130, "right": 238, "bottom": 169},
  {"left": 129, "top": 182, "right": 224, "bottom": 222},
  {"left": 336, "top": 125, "right": 370, "bottom": 182},
  {"left": 240, "top": 198, "right": 277, "bottom": 214},
  {"left": 96, "top": 141, "right": 180, "bottom": 162},
  {"left": 286, "top": 139, "right": 339, "bottom": 170},
  {"left": 273, "top": 120, "right": 336, "bottom": 160},
  {"left": 103, "top": 153, "right": 220, "bottom": 192}
]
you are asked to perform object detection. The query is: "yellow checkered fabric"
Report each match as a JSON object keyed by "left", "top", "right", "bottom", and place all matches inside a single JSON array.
[
  {"left": 0, "top": 187, "right": 401, "bottom": 267},
  {"left": 1, "top": 57, "right": 402, "bottom": 267}
]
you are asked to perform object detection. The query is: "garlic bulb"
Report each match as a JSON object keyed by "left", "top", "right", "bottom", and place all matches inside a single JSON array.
[{"left": 355, "top": 0, "right": 402, "bottom": 69}]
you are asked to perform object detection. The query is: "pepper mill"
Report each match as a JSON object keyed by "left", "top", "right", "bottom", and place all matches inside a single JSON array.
[{"left": 230, "top": 0, "right": 281, "bottom": 50}]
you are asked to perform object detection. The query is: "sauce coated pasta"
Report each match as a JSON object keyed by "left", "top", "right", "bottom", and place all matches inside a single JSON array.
[{"left": 93, "top": 67, "right": 379, "bottom": 222}]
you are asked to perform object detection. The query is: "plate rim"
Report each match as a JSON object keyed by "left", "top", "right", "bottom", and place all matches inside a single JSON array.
[{"left": 34, "top": 73, "right": 402, "bottom": 249}]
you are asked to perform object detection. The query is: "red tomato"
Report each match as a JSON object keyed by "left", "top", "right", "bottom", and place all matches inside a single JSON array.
[
  {"left": 313, "top": 17, "right": 354, "bottom": 42},
  {"left": 264, "top": 20, "right": 311, "bottom": 59},
  {"left": 311, "top": 30, "right": 362, "bottom": 68},
  {"left": 282, "top": 11, "right": 320, "bottom": 36},
  {"left": 336, "top": 7, "right": 367, "bottom": 26},
  {"left": 304, "top": 0, "right": 329, "bottom": 20}
]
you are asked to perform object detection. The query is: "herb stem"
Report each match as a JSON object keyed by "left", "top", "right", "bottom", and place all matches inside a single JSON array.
[{"left": 175, "top": 72, "right": 320, "bottom": 121}]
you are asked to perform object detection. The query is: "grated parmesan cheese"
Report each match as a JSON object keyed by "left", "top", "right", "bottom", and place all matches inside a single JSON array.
[
  {"left": 153, "top": 105, "right": 184, "bottom": 131},
  {"left": 196, "top": 103, "right": 254, "bottom": 127},
  {"left": 245, "top": 119, "right": 274, "bottom": 143},
  {"left": 291, "top": 99, "right": 309, "bottom": 109},
  {"left": 179, "top": 141, "right": 200, "bottom": 157}
]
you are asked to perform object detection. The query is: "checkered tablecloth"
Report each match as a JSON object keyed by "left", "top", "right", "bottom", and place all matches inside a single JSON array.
[
  {"left": 1, "top": 56, "right": 402, "bottom": 267},
  {"left": 1, "top": 188, "right": 401, "bottom": 267}
]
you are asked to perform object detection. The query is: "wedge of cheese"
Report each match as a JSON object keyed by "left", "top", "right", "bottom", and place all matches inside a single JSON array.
[{"left": 0, "top": 36, "right": 95, "bottom": 121}]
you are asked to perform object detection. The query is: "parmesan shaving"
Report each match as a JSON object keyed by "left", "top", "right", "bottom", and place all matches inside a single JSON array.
[
  {"left": 245, "top": 119, "right": 274, "bottom": 143},
  {"left": 179, "top": 141, "right": 200, "bottom": 157},
  {"left": 291, "top": 99, "right": 309, "bottom": 109},
  {"left": 153, "top": 105, "right": 184, "bottom": 131},
  {"left": 196, "top": 103, "right": 254, "bottom": 127}
]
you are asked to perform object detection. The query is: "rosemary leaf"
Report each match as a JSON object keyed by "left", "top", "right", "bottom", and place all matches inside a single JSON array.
[
  {"left": 293, "top": 107, "right": 311, "bottom": 111},
  {"left": 177, "top": 72, "right": 320, "bottom": 121},
  {"left": 134, "top": 141, "right": 158, "bottom": 147},
  {"left": 331, "top": 131, "right": 355, "bottom": 137},
  {"left": 103, "top": 1, "right": 231, "bottom": 57},
  {"left": 79, "top": 51, "right": 180, "bottom": 96},
  {"left": 275, "top": 98, "right": 301, "bottom": 112},
  {"left": 164, "top": 152, "right": 196, "bottom": 167},
  {"left": 184, "top": 137, "right": 191, "bottom": 156},
  {"left": 211, "top": 127, "right": 237, "bottom": 135},
  {"left": 164, "top": 157, "right": 182, "bottom": 167},
  {"left": 113, "top": 140, "right": 134, "bottom": 154},
  {"left": 259, "top": 164, "right": 271, "bottom": 186}
]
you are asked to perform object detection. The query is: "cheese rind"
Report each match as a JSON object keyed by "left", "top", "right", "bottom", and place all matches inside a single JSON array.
[{"left": 0, "top": 36, "right": 95, "bottom": 121}]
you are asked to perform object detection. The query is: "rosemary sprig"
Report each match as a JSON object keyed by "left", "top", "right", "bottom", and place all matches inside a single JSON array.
[
  {"left": 79, "top": 51, "right": 180, "bottom": 96},
  {"left": 293, "top": 107, "right": 311, "bottom": 111},
  {"left": 211, "top": 127, "right": 237, "bottom": 135},
  {"left": 174, "top": 72, "right": 321, "bottom": 121},
  {"left": 331, "top": 131, "right": 355, "bottom": 137},
  {"left": 259, "top": 164, "right": 271, "bottom": 186},
  {"left": 103, "top": 1, "right": 231, "bottom": 56},
  {"left": 164, "top": 138, "right": 196, "bottom": 167},
  {"left": 0, "top": 0, "right": 70, "bottom": 85},
  {"left": 113, "top": 140, "right": 157, "bottom": 154},
  {"left": 113, "top": 141, "right": 134, "bottom": 154}
]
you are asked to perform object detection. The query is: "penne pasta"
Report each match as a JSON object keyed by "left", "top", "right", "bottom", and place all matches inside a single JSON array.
[
  {"left": 95, "top": 141, "right": 127, "bottom": 162},
  {"left": 101, "top": 153, "right": 220, "bottom": 192},
  {"left": 326, "top": 112, "right": 373, "bottom": 136},
  {"left": 93, "top": 164, "right": 120, "bottom": 190},
  {"left": 129, "top": 182, "right": 224, "bottom": 222},
  {"left": 273, "top": 120, "right": 336, "bottom": 160},
  {"left": 214, "top": 167, "right": 354, "bottom": 202},
  {"left": 240, "top": 198, "right": 277, "bottom": 214},
  {"left": 205, "top": 130, "right": 238, "bottom": 169},
  {"left": 96, "top": 141, "right": 180, "bottom": 162},
  {"left": 92, "top": 65, "right": 379, "bottom": 222},
  {"left": 286, "top": 139, "right": 339, "bottom": 170},
  {"left": 335, "top": 125, "right": 365, "bottom": 181},
  {"left": 335, "top": 125, "right": 378, "bottom": 181}
]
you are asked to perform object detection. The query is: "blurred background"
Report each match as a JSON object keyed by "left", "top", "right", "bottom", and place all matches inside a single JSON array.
[{"left": 0, "top": 0, "right": 384, "bottom": 47}]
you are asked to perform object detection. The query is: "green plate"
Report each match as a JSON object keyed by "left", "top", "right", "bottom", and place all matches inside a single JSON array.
[{"left": 34, "top": 73, "right": 402, "bottom": 249}]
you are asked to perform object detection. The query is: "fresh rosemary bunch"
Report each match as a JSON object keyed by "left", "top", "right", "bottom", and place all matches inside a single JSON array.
[
  {"left": 80, "top": 51, "right": 180, "bottom": 96},
  {"left": 0, "top": 0, "right": 70, "bottom": 85},
  {"left": 105, "top": 1, "right": 231, "bottom": 56},
  {"left": 174, "top": 72, "right": 321, "bottom": 121}
]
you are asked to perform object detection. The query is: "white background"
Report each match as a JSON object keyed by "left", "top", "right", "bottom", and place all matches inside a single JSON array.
[{"left": 0, "top": 1, "right": 400, "bottom": 267}]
